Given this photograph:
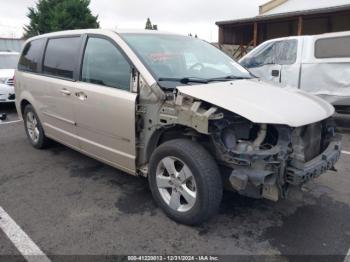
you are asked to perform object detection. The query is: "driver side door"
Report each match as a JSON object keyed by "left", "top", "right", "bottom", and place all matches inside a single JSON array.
[
  {"left": 74, "top": 35, "right": 137, "bottom": 174},
  {"left": 240, "top": 41, "right": 282, "bottom": 85}
]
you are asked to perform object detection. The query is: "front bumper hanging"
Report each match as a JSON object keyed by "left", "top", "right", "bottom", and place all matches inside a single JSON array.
[{"left": 286, "top": 134, "right": 342, "bottom": 185}]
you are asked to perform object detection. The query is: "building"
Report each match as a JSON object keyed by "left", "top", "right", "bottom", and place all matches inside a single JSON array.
[
  {"left": 0, "top": 38, "right": 24, "bottom": 53},
  {"left": 216, "top": 0, "right": 350, "bottom": 58}
]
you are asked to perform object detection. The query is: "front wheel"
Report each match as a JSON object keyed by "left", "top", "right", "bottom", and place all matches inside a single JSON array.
[{"left": 148, "top": 139, "right": 223, "bottom": 225}]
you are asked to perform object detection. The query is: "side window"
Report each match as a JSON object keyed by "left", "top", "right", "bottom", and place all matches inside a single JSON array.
[
  {"left": 274, "top": 40, "right": 297, "bottom": 65},
  {"left": 81, "top": 37, "right": 131, "bottom": 91},
  {"left": 18, "top": 39, "right": 45, "bottom": 73},
  {"left": 241, "top": 42, "right": 274, "bottom": 68},
  {"left": 315, "top": 36, "right": 350, "bottom": 58},
  {"left": 43, "top": 37, "right": 81, "bottom": 79}
]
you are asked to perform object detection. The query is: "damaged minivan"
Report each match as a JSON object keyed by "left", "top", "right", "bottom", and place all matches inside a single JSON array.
[{"left": 15, "top": 30, "right": 341, "bottom": 225}]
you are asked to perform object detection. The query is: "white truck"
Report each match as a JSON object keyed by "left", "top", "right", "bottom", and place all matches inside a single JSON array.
[{"left": 240, "top": 31, "right": 350, "bottom": 109}]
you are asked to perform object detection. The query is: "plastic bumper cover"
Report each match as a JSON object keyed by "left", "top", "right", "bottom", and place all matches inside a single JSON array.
[{"left": 0, "top": 84, "right": 15, "bottom": 103}]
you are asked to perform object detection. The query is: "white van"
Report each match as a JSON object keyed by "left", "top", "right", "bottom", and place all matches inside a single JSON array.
[{"left": 240, "top": 31, "right": 350, "bottom": 108}]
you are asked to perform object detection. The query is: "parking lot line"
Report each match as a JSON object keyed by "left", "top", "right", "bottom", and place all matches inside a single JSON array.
[
  {"left": 0, "top": 206, "right": 51, "bottom": 262},
  {"left": 345, "top": 249, "right": 350, "bottom": 262},
  {"left": 342, "top": 151, "right": 350, "bottom": 155},
  {"left": 0, "top": 120, "right": 22, "bottom": 125}
]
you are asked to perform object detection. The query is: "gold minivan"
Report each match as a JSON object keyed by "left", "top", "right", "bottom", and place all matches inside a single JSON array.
[{"left": 15, "top": 29, "right": 341, "bottom": 225}]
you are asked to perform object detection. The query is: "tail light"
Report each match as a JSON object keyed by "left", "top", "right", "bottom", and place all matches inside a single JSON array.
[{"left": 6, "top": 77, "right": 14, "bottom": 86}]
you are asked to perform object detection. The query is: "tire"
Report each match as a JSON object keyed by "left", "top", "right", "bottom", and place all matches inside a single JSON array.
[
  {"left": 148, "top": 139, "right": 223, "bottom": 225},
  {"left": 23, "top": 104, "right": 49, "bottom": 149}
]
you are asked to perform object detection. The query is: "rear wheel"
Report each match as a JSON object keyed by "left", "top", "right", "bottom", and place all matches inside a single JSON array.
[
  {"left": 148, "top": 139, "right": 223, "bottom": 225},
  {"left": 23, "top": 104, "right": 49, "bottom": 149}
]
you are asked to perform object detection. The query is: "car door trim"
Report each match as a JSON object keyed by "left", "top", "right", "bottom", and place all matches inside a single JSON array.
[
  {"left": 43, "top": 111, "right": 76, "bottom": 126},
  {"left": 74, "top": 120, "right": 131, "bottom": 143}
]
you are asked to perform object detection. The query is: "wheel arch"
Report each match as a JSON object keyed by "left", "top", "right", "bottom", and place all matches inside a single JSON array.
[
  {"left": 145, "top": 125, "right": 201, "bottom": 163},
  {"left": 20, "top": 99, "right": 31, "bottom": 116},
  {"left": 17, "top": 91, "right": 36, "bottom": 119}
]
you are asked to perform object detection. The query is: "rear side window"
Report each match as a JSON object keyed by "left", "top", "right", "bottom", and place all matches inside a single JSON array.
[
  {"left": 315, "top": 36, "right": 350, "bottom": 58},
  {"left": 81, "top": 37, "right": 131, "bottom": 91},
  {"left": 18, "top": 39, "right": 45, "bottom": 73},
  {"left": 43, "top": 37, "right": 81, "bottom": 79}
]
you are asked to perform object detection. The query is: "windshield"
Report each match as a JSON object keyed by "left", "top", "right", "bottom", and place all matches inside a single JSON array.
[
  {"left": 0, "top": 54, "right": 19, "bottom": 69},
  {"left": 121, "top": 34, "right": 251, "bottom": 86}
]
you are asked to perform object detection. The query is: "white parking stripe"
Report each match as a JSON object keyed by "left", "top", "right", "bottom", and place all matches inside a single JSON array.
[
  {"left": 344, "top": 249, "right": 350, "bottom": 262},
  {"left": 342, "top": 151, "right": 350, "bottom": 155},
  {"left": 0, "top": 207, "right": 51, "bottom": 262},
  {"left": 0, "top": 119, "right": 22, "bottom": 125}
]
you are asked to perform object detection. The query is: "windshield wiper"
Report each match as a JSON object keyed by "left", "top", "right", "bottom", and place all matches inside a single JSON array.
[
  {"left": 158, "top": 77, "right": 209, "bottom": 84},
  {"left": 207, "top": 75, "right": 252, "bottom": 82},
  {"left": 158, "top": 75, "right": 252, "bottom": 85}
]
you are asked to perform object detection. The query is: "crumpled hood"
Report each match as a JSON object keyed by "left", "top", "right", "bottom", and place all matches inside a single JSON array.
[{"left": 177, "top": 79, "right": 334, "bottom": 127}]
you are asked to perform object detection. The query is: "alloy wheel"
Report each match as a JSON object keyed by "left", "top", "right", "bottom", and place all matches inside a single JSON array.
[
  {"left": 26, "top": 111, "right": 40, "bottom": 144},
  {"left": 156, "top": 156, "right": 197, "bottom": 212}
]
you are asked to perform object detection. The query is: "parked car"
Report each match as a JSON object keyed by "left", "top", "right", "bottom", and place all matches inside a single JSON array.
[
  {"left": 15, "top": 29, "right": 341, "bottom": 225},
  {"left": 240, "top": 31, "right": 350, "bottom": 109},
  {"left": 0, "top": 52, "right": 19, "bottom": 103}
]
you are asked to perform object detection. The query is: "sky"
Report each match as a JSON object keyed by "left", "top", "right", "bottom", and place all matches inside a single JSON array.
[{"left": 0, "top": 0, "right": 267, "bottom": 41}]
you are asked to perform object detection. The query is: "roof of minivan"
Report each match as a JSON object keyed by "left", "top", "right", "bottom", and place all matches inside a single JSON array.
[{"left": 25, "top": 29, "right": 183, "bottom": 42}]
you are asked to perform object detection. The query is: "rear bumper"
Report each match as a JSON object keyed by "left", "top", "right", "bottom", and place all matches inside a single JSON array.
[{"left": 286, "top": 134, "right": 342, "bottom": 185}]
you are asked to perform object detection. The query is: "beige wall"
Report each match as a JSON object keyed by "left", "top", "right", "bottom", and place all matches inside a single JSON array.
[{"left": 259, "top": 0, "right": 288, "bottom": 15}]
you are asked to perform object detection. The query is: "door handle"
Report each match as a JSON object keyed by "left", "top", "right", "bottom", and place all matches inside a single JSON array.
[
  {"left": 60, "top": 88, "right": 71, "bottom": 96},
  {"left": 271, "top": 70, "right": 280, "bottom": 77},
  {"left": 75, "top": 91, "right": 87, "bottom": 101}
]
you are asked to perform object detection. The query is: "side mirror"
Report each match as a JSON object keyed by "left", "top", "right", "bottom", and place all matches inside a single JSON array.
[
  {"left": 271, "top": 69, "right": 280, "bottom": 77},
  {"left": 240, "top": 57, "right": 251, "bottom": 68},
  {"left": 131, "top": 68, "right": 140, "bottom": 93}
]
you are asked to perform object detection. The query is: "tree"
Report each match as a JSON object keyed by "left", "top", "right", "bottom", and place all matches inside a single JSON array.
[
  {"left": 24, "top": 0, "right": 99, "bottom": 38},
  {"left": 145, "top": 18, "right": 158, "bottom": 30},
  {"left": 145, "top": 18, "right": 153, "bottom": 30}
]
